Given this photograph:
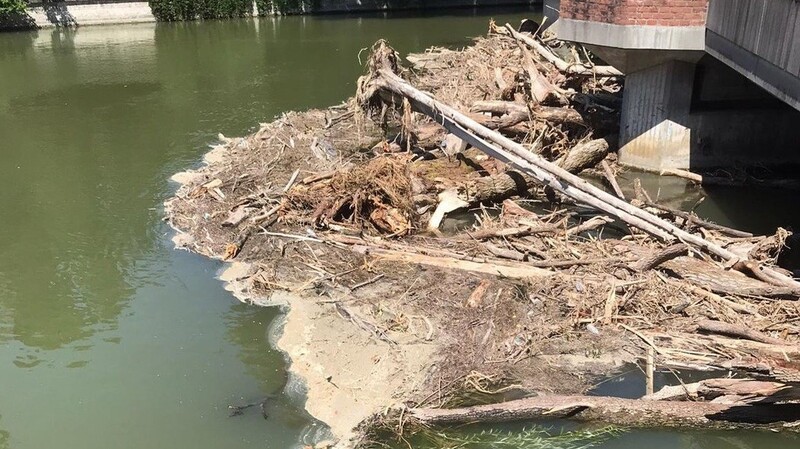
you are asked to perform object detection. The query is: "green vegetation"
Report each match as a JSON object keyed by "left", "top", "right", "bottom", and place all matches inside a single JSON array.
[
  {"left": 148, "top": 0, "right": 322, "bottom": 19},
  {"left": 150, "top": 0, "right": 427, "bottom": 20},
  {"left": 254, "top": 0, "right": 314, "bottom": 17},
  {"left": 407, "top": 426, "right": 624, "bottom": 449},
  {"left": 148, "top": 0, "right": 254, "bottom": 21},
  {"left": 0, "top": 0, "right": 27, "bottom": 15}
]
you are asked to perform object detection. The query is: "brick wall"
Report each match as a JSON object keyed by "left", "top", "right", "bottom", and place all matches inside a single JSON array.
[{"left": 560, "top": 0, "right": 708, "bottom": 26}]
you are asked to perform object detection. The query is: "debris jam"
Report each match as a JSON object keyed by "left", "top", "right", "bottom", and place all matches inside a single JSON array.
[{"left": 166, "top": 20, "right": 800, "bottom": 448}]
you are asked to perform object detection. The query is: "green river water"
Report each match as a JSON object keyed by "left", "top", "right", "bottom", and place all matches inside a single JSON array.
[{"left": 1, "top": 9, "right": 799, "bottom": 449}]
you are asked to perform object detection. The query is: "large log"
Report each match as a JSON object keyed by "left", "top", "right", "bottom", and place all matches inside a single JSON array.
[
  {"left": 697, "top": 320, "right": 790, "bottom": 346},
  {"left": 459, "top": 170, "right": 537, "bottom": 204},
  {"left": 619, "top": 242, "right": 798, "bottom": 298},
  {"left": 409, "top": 394, "right": 800, "bottom": 431},
  {"left": 471, "top": 101, "right": 586, "bottom": 126},
  {"left": 557, "top": 137, "right": 612, "bottom": 173},
  {"left": 644, "top": 379, "right": 797, "bottom": 404},
  {"left": 358, "top": 43, "right": 800, "bottom": 291},
  {"left": 424, "top": 140, "right": 608, "bottom": 230}
]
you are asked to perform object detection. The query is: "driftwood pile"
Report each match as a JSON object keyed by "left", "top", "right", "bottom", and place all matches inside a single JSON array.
[{"left": 166, "top": 21, "right": 800, "bottom": 440}]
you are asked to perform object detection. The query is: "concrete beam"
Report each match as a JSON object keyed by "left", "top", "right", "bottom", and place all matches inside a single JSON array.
[{"left": 557, "top": 18, "right": 705, "bottom": 51}]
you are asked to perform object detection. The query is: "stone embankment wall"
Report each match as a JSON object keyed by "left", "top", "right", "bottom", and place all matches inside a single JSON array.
[
  {"left": 309, "top": 0, "right": 537, "bottom": 14},
  {"left": 1, "top": 0, "right": 538, "bottom": 31}
]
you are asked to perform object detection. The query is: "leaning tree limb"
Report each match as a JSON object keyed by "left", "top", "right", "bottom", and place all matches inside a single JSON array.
[
  {"left": 697, "top": 320, "right": 791, "bottom": 346},
  {"left": 357, "top": 42, "right": 800, "bottom": 291},
  {"left": 498, "top": 23, "right": 624, "bottom": 77}
]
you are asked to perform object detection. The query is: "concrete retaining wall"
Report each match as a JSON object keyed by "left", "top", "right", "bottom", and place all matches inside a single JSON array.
[
  {"left": 27, "top": 2, "right": 153, "bottom": 28},
  {"left": 0, "top": 2, "right": 151, "bottom": 30}
]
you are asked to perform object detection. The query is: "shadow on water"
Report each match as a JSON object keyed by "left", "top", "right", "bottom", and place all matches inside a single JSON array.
[{"left": 588, "top": 363, "right": 734, "bottom": 398}]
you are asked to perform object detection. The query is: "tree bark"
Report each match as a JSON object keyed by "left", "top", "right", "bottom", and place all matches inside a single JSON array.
[
  {"left": 697, "top": 320, "right": 790, "bottom": 346},
  {"left": 634, "top": 243, "right": 689, "bottom": 271},
  {"left": 557, "top": 137, "right": 612, "bottom": 174},
  {"left": 471, "top": 101, "right": 586, "bottom": 126}
]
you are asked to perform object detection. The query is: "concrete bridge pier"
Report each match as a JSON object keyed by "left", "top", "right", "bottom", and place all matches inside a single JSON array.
[
  {"left": 618, "top": 57, "right": 698, "bottom": 170},
  {"left": 551, "top": 0, "right": 800, "bottom": 172}
]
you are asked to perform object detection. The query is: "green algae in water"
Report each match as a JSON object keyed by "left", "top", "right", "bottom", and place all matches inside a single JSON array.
[
  {"left": 424, "top": 426, "right": 623, "bottom": 449},
  {"left": 369, "top": 424, "right": 623, "bottom": 449}
]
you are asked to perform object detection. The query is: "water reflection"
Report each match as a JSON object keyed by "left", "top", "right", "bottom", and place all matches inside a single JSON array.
[{"left": 223, "top": 303, "right": 286, "bottom": 388}]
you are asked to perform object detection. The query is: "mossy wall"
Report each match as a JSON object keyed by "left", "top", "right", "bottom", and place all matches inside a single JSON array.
[{"left": 149, "top": 0, "right": 253, "bottom": 21}]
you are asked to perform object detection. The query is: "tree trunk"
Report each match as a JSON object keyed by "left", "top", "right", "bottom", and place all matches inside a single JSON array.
[
  {"left": 410, "top": 394, "right": 800, "bottom": 431},
  {"left": 471, "top": 101, "right": 586, "bottom": 126},
  {"left": 557, "top": 137, "right": 612, "bottom": 174}
]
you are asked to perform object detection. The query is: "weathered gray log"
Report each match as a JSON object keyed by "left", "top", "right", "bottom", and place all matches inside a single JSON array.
[
  {"left": 665, "top": 256, "right": 800, "bottom": 298},
  {"left": 409, "top": 394, "right": 800, "bottom": 431},
  {"left": 620, "top": 242, "right": 798, "bottom": 298},
  {"left": 697, "top": 379, "right": 797, "bottom": 404},
  {"left": 644, "top": 379, "right": 795, "bottom": 404},
  {"left": 458, "top": 170, "right": 538, "bottom": 204},
  {"left": 359, "top": 48, "right": 800, "bottom": 292},
  {"left": 468, "top": 111, "right": 530, "bottom": 131},
  {"left": 500, "top": 24, "right": 624, "bottom": 77},
  {"left": 438, "top": 146, "right": 606, "bottom": 211},
  {"left": 644, "top": 201, "right": 753, "bottom": 238},
  {"left": 565, "top": 215, "right": 614, "bottom": 236},
  {"left": 471, "top": 101, "right": 586, "bottom": 126},
  {"left": 642, "top": 383, "right": 700, "bottom": 401},
  {"left": 469, "top": 223, "right": 559, "bottom": 240},
  {"left": 634, "top": 243, "right": 689, "bottom": 272},
  {"left": 697, "top": 320, "right": 790, "bottom": 346},
  {"left": 471, "top": 100, "right": 527, "bottom": 116},
  {"left": 512, "top": 31, "right": 557, "bottom": 104}
]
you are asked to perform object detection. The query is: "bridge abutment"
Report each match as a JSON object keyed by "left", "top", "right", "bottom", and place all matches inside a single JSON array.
[
  {"left": 618, "top": 55, "right": 800, "bottom": 171},
  {"left": 553, "top": 0, "right": 800, "bottom": 172}
]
